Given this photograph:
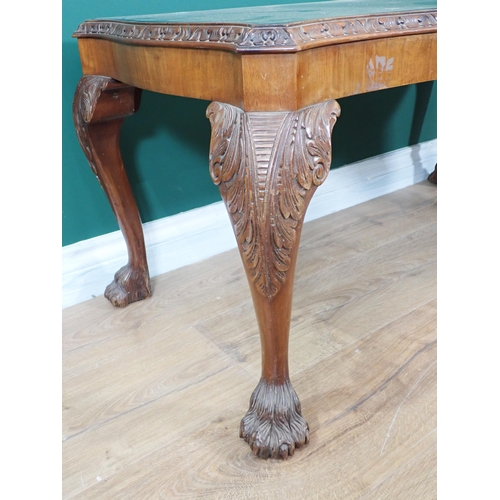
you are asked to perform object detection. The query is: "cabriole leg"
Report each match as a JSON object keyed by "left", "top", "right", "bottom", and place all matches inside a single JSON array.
[
  {"left": 207, "top": 100, "right": 340, "bottom": 458},
  {"left": 73, "top": 75, "right": 151, "bottom": 307}
]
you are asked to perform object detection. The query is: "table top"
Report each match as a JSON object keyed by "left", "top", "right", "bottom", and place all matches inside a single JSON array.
[
  {"left": 99, "top": 0, "right": 436, "bottom": 25},
  {"left": 74, "top": 0, "right": 437, "bottom": 53}
]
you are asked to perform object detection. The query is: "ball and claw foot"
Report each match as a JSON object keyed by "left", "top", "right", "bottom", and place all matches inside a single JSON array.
[
  {"left": 239, "top": 378, "right": 310, "bottom": 459},
  {"left": 104, "top": 264, "right": 151, "bottom": 307}
]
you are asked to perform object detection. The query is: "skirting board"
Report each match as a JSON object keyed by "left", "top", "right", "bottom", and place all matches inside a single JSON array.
[{"left": 62, "top": 139, "right": 437, "bottom": 309}]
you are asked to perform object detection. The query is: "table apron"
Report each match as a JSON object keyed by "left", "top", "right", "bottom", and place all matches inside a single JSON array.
[{"left": 77, "top": 32, "right": 436, "bottom": 111}]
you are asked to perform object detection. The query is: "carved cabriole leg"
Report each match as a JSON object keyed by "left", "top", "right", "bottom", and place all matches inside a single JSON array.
[
  {"left": 207, "top": 100, "right": 340, "bottom": 458},
  {"left": 428, "top": 164, "right": 437, "bottom": 184},
  {"left": 73, "top": 75, "right": 151, "bottom": 307}
]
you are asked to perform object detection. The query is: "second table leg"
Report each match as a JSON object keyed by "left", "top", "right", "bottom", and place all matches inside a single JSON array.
[{"left": 73, "top": 75, "right": 151, "bottom": 307}]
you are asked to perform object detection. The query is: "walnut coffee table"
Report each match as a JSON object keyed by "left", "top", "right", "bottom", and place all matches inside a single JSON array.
[{"left": 72, "top": 0, "right": 437, "bottom": 459}]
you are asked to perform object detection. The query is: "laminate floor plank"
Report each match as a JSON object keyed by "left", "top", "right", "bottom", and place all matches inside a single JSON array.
[
  {"left": 62, "top": 182, "right": 437, "bottom": 499},
  {"left": 63, "top": 252, "right": 247, "bottom": 355},
  {"left": 63, "top": 365, "right": 255, "bottom": 499},
  {"left": 63, "top": 327, "right": 235, "bottom": 438},
  {"left": 66, "top": 301, "right": 436, "bottom": 500},
  {"left": 298, "top": 183, "right": 437, "bottom": 273}
]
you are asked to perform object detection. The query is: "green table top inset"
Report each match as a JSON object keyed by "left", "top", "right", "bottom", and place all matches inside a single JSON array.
[
  {"left": 101, "top": 0, "right": 436, "bottom": 26},
  {"left": 74, "top": 0, "right": 437, "bottom": 53}
]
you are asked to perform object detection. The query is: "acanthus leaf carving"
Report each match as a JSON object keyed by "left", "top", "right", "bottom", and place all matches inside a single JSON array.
[
  {"left": 73, "top": 75, "right": 111, "bottom": 177},
  {"left": 207, "top": 100, "right": 340, "bottom": 299}
]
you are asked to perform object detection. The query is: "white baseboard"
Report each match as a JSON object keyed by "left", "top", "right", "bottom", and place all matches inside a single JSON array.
[{"left": 62, "top": 140, "right": 437, "bottom": 309}]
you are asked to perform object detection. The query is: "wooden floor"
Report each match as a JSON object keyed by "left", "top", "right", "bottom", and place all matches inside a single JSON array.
[{"left": 62, "top": 182, "right": 437, "bottom": 499}]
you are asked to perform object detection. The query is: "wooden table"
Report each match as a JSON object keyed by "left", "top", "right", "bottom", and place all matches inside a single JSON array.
[{"left": 72, "top": 0, "right": 437, "bottom": 459}]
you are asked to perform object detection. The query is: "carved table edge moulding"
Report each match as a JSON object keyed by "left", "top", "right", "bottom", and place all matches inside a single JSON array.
[
  {"left": 71, "top": 1, "right": 437, "bottom": 459},
  {"left": 74, "top": 9, "right": 437, "bottom": 53}
]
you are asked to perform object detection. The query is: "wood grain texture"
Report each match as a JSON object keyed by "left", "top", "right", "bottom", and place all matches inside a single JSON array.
[
  {"left": 76, "top": 32, "right": 436, "bottom": 111},
  {"left": 77, "top": 39, "right": 245, "bottom": 108},
  {"left": 296, "top": 33, "right": 437, "bottom": 106},
  {"left": 62, "top": 182, "right": 436, "bottom": 498}
]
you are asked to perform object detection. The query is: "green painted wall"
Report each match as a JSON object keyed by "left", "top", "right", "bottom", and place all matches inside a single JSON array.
[{"left": 62, "top": 0, "right": 437, "bottom": 247}]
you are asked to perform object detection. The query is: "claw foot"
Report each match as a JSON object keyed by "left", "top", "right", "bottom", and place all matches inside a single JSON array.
[
  {"left": 104, "top": 264, "right": 151, "bottom": 307},
  {"left": 240, "top": 378, "right": 309, "bottom": 459}
]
